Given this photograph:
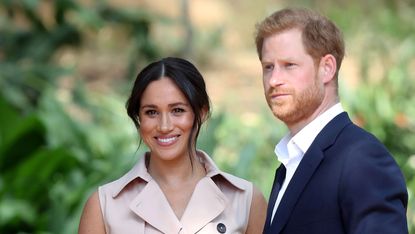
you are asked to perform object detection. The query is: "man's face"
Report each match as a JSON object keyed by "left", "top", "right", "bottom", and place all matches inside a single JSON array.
[{"left": 261, "top": 28, "right": 325, "bottom": 127}]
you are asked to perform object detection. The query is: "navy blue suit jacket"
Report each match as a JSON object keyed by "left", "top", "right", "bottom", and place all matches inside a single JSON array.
[{"left": 264, "top": 112, "right": 408, "bottom": 234}]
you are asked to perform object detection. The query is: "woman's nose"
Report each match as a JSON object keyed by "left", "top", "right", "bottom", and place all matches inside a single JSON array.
[{"left": 158, "top": 113, "right": 173, "bottom": 132}]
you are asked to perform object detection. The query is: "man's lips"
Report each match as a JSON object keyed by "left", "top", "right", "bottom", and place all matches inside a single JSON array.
[{"left": 270, "top": 92, "right": 290, "bottom": 99}]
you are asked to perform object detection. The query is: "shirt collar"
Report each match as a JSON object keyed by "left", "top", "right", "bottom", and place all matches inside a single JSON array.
[{"left": 275, "top": 103, "right": 344, "bottom": 164}]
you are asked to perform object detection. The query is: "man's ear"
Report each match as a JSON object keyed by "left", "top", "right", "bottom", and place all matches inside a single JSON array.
[{"left": 319, "top": 54, "right": 337, "bottom": 83}]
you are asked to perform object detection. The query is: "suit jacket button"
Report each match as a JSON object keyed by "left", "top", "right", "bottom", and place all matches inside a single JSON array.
[{"left": 217, "top": 223, "right": 226, "bottom": 233}]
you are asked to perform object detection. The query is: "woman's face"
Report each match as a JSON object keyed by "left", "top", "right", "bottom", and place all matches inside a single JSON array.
[{"left": 139, "top": 77, "right": 195, "bottom": 162}]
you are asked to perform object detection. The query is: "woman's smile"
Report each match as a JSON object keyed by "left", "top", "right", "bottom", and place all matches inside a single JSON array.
[{"left": 156, "top": 135, "right": 179, "bottom": 145}]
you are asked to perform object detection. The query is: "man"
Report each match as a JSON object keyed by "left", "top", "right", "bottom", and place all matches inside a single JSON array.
[{"left": 255, "top": 7, "right": 408, "bottom": 234}]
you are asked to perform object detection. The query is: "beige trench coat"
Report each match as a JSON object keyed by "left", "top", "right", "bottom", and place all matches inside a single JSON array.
[{"left": 98, "top": 150, "right": 253, "bottom": 234}]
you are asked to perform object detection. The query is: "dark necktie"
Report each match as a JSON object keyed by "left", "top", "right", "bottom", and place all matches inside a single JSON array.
[{"left": 263, "top": 164, "right": 286, "bottom": 233}]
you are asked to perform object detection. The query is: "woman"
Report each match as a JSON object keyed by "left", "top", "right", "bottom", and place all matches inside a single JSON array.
[{"left": 78, "top": 57, "right": 267, "bottom": 233}]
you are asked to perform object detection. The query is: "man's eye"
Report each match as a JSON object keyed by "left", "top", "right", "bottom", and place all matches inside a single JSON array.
[
  {"left": 285, "top": 63, "right": 296, "bottom": 68},
  {"left": 263, "top": 64, "right": 274, "bottom": 71}
]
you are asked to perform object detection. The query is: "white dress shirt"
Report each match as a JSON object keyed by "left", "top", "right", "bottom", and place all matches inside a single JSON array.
[{"left": 270, "top": 103, "right": 344, "bottom": 223}]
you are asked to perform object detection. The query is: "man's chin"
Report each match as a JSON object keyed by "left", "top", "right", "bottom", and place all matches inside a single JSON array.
[{"left": 273, "top": 109, "right": 294, "bottom": 123}]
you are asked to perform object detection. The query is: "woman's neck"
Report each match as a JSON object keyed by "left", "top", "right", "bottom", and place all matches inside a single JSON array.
[{"left": 147, "top": 152, "right": 206, "bottom": 187}]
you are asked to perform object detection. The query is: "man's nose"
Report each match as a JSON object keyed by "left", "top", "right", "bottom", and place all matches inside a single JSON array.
[{"left": 269, "top": 69, "right": 283, "bottom": 87}]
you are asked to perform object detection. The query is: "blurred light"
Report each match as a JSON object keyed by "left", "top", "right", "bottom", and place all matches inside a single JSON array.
[{"left": 408, "top": 155, "right": 415, "bottom": 169}]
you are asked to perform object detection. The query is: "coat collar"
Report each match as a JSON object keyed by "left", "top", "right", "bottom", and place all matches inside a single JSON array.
[
  {"left": 271, "top": 112, "right": 352, "bottom": 233},
  {"left": 128, "top": 176, "right": 228, "bottom": 233},
  {"left": 110, "top": 150, "right": 247, "bottom": 198},
  {"left": 110, "top": 152, "right": 152, "bottom": 198},
  {"left": 108, "top": 150, "right": 247, "bottom": 233}
]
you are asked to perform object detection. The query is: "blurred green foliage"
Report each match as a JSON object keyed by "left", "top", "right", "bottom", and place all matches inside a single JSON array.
[
  {"left": 0, "top": 1, "right": 156, "bottom": 233},
  {"left": 1, "top": 0, "right": 415, "bottom": 233}
]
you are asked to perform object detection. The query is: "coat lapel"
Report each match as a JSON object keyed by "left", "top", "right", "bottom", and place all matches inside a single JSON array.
[
  {"left": 180, "top": 177, "right": 227, "bottom": 233},
  {"left": 270, "top": 112, "right": 352, "bottom": 233},
  {"left": 128, "top": 176, "right": 228, "bottom": 234},
  {"left": 129, "top": 180, "right": 182, "bottom": 234}
]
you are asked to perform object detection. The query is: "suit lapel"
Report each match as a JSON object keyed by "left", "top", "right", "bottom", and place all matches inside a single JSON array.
[
  {"left": 270, "top": 146, "right": 324, "bottom": 233},
  {"left": 264, "top": 165, "right": 285, "bottom": 231},
  {"left": 270, "top": 112, "right": 352, "bottom": 233}
]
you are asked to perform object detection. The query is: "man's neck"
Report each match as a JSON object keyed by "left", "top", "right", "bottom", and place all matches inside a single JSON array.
[{"left": 287, "top": 99, "right": 339, "bottom": 136}]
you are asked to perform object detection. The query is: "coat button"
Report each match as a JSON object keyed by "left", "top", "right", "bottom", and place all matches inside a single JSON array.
[{"left": 217, "top": 223, "right": 226, "bottom": 233}]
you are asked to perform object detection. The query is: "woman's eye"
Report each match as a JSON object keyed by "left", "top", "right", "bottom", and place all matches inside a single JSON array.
[
  {"left": 172, "top": 108, "right": 185, "bottom": 114},
  {"left": 145, "top": 110, "right": 157, "bottom": 116}
]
